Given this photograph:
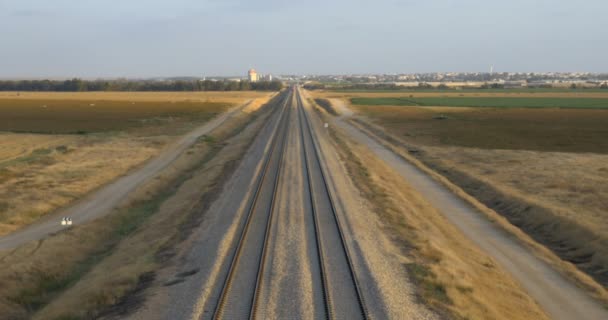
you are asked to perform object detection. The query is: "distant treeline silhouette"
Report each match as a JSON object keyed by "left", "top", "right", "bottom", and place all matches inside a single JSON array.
[{"left": 0, "top": 79, "right": 284, "bottom": 92}]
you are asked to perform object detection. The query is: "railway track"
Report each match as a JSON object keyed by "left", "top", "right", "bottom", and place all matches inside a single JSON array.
[
  {"left": 211, "top": 89, "right": 291, "bottom": 319},
  {"left": 210, "top": 87, "right": 367, "bottom": 319},
  {"left": 296, "top": 88, "right": 368, "bottom": 320}
]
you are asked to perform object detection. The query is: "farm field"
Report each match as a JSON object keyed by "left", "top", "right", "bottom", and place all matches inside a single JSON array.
[
  {"left": 351, "top": 105, "right": 608, "bottom": 153},
  {"left": 313, "top": 89, "right": 608, "bottom": 99},
  {"left": 0, "top": 92, "right": 265, "bottom": 235},
  {"left": 311, "top": 90, "right": 608, "bottom": 288},
  {"left": 350, "top": 97, "right": 608, "bottom": 109}
]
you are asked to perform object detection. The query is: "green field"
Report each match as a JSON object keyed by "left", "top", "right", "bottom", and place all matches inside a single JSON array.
[
  {"left": 352, "top": 105, "right": 608, "bottom": 153},
  {"left": 0, "top": 99, "right": 229, "bottom": 134},
  {"left": 334, "top": 88, "right": 608, "bottom": 93},
  {"left": 350, "top": 97, "right": 608, "bottom": 109}
]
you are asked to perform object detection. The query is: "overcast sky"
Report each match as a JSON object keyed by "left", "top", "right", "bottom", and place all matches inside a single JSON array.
[{"left": 1, "top": 0, "right": 606, "bottom": 78}]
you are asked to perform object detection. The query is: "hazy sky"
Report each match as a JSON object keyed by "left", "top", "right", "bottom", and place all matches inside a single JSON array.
[{"left": 1, "top": 0, "right": 607, "bottom": 78}]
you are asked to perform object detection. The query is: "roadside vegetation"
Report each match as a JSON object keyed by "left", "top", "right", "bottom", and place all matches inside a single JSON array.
[{"left": 0, "top": 92, "right": 280, "bottom": 319}]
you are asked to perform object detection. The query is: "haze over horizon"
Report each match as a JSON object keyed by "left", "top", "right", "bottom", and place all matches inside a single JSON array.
[{"left": 1, "top": 0, "right": 607, "bottom": 78}]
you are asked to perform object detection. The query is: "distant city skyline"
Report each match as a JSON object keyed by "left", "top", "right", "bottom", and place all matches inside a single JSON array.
[{"left": 1, "top": 0, "right": 607, "bottom": 78}]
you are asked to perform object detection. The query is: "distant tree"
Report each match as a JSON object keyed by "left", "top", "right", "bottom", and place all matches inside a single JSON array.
[
  {"left": 601, "top": 83, "right": 608, "bottom": 89},
  {"left": 239, "top": 81, "right": 252, "bottom": 91},
  {"left": 226, "top": 81, "right": 239, "bottom": 91},
  {"left": 570, "top": 83, "right": 578, "bottom": 89},
  {"left": 418, "top": 82, "right": 432, "bottom": 89},
  {"left": 78, "top": 80, "right": 88, "bottom": 92}
]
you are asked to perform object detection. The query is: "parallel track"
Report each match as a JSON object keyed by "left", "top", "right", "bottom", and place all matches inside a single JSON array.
[
  {"left": 211, "top": 87, "right": 367, "bottom": 319},
  {"left": 296, "top": 88, "right": 368, "bottom": 319},
  {"left": 212, "top": 90, "right": 291, "bottom": 320}
]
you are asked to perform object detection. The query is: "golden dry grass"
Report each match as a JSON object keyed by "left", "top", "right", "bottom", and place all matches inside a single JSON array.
[
  {"left": 422, "top": 147, "right": 608, "bottom": 236},
  {"left": 353, "top": 143, "right": 548, "bottom": 320},
  {"left": 0, "top": 134, "right": 160, "bottom": 235},
  {"left": 0, "top": 134, "right": 76, "bottom": 163},
  {"left": 418, "top": 146, "right": 608, "bottom": 284}
]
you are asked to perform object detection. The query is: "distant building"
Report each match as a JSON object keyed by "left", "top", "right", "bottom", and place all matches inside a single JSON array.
[{"left": 248, "top": 69, "right": 259, "bottom": 82}]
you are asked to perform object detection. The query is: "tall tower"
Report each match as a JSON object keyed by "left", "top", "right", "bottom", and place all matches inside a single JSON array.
[{"left": 248, "top": 69, "right": 258, "bottom": 82}]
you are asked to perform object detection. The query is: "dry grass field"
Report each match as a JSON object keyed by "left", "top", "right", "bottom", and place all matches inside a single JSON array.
[
  {"left": 351, "top": 105, "right": 608, "bottom": 153},
  {"left": 320, "top": 91, "right": 608, "bottom": 288},
  {"left": 0, "top": 92, "right": 266, "bottom": 235},
  {"left": 0, "top": 99, "right": 228, "bottom": 134}
]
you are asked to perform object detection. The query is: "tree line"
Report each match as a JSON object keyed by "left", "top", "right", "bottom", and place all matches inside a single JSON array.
[
  {"left": 304, "top": 82, "right": 608, "bottom": 91},
  {"left": 0, "top": 79, "right": 284, "bottom": 92}
]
